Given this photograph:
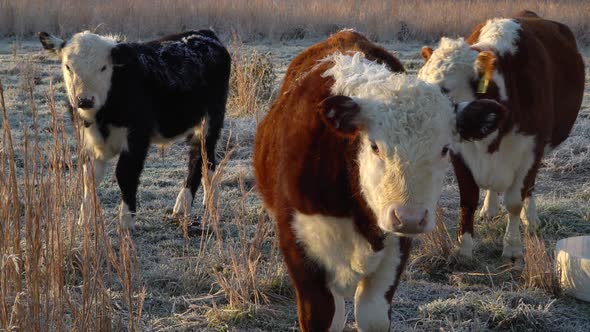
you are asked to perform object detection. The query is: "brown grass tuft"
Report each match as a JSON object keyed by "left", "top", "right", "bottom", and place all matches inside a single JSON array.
[
  {"left": 228, "top": 36, "right": 276, "bottom": 118},
  {"left": 521, "top": 233, "right": 561, "bottom": 296},
  {"left": 407, "top": 208, "right": 456, "bottom": 280}
]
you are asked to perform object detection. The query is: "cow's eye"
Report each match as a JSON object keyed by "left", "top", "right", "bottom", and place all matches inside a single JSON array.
[
  {"left": 441, "top": 87, "right": 450, "bottom": 94},
  {"left": 65, "top": 64, "right": 71, "bottom": 72},
  {"left": 370, "top": 141, "right": 379, "bottom": 154},
  {"left": 441, "top": 144, "right": 450, "bottom": 157},
  {"left": 100, "top": 65, "right": 107, "bottom": 72}
]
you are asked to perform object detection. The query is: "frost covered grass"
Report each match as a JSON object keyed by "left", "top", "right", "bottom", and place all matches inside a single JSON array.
[
  {"left": 1, "top": 37, "right": 589, "bottom": 331},
  {"left": 2, "top": 0, "right": 590, "bottom": 45}
]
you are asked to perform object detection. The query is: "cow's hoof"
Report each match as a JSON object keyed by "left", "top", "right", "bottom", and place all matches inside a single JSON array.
[
  {"left": 457, "top": 233, "right": 474, "bottom": 258},
  {"left": 120, "top": 213, "right": 135, "bottom": 230},
  {"left": 119, "top": 203, "right": 135, "bottom": 230},
  {"left": 173, "top": 187, "right": 193, "bottom": 217},
  {"left": 501, "top": 244, "right": 523, "bottom": 260}
]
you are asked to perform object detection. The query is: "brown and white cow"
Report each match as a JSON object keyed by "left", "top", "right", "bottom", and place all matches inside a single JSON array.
[
  {"left": 418, "top": 11, "right": 585, "bottom": 259},
  {"left": 254, "top": 31, "right": 504, "bottom": 332}
]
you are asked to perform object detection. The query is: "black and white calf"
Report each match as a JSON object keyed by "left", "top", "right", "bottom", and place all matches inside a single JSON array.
[{"left": 39, "top": 30, "right": 231, "bottom": 228}]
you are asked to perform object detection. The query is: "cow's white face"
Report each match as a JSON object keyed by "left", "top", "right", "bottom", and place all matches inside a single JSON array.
[
  {"left": 40, "top": 31, "right": 117, "bottom": 121},
  {"left": 321, "top": 53, "right": 506, "bottom": 236},
  {"left": 321, "top": 54, "right": 454, "bottom": 235},
  {"left": 417, "top": 38, "right": 480, "bottom": 103},
  {"left": 355, "top": 92, "right": 452, "bottom": 236}
]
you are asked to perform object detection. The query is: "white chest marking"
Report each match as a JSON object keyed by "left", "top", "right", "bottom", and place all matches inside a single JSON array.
[
  {"left": 83, "top": 124, "right": 128, "bottom": 160},
  {"left": 293, "top": 212, "right": 392, "bottom": 297},
  {"left": 456, "top": 129, "right": 535, "bottom": 192}
]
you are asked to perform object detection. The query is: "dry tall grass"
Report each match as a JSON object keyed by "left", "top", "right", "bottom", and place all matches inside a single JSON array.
[
  {"left": 0, "top": 77, "right": 145, "bottom": 330},
  {"left": 228, "top": 37, "right": 276, "bottom": 118},
  {"left": 1, "top": 0, "right": 589, "bottom": 43},
  {"left": 522, "top": 234, "right": 561, "bottom": 296}
]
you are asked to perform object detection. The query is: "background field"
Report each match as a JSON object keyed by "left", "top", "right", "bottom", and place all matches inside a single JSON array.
[
  {"left": 1, "top": 1, "right": 590, "bottom": 331},
  {"left": 2, "top": 0, "right": 590, "bottom": 45}
]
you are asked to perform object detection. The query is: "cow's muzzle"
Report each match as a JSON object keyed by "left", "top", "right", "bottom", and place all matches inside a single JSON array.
[
  {"left": 384, "top": 204, "right": 431, "bottom": 235},
  {"left": 77, "top": 96, "right": 95, "bottom": 109}
]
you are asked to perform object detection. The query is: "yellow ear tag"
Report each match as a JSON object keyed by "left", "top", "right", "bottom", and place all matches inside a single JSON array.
[{"left": 477, "top": 75, "right": 489, "bottom": 94}]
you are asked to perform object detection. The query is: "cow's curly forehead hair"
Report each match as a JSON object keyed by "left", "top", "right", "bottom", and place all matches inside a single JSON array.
[
  {"left": 63, "top": 31, "right": 119, "bottom": 63},
  {"left": 417, "top": 37, "right": 478, "bottom": 83},
  {"left": 323, "top": 52, "right": 454, "bottom": 143}
]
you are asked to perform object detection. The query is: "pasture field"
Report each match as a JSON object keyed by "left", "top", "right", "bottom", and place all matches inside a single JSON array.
[{"left": 1, "top": 33, "right": 590, "bottom": 331}]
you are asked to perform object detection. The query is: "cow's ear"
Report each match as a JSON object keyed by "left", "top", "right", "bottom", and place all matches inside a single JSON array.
[
  {"left": 421, "top": 46, "right": 433, "bottom": 61},
  {"left": 319, "top": 95, "right": 363, "bottom": 137},
  {"left": 111, "top": 43, "right": 136, "bottom": 66},
  {"left": 39, "top": 32, "right": 66, "bottom": 57},
  {"left": 474, "top": 51, "right": 496, "bottom": 80},
  {"left": 455, "top": 99, "right": 507, "bottom": 141}
]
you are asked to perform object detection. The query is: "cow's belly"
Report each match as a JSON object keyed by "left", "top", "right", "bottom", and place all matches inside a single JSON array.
[
  {"left": 83, "top": 125, "right": 128, "bottom": 160},
  {"left": 151, "top": 127, "right": 197, "bottom": 145},
  {"left": 292, "top": 212, "right": 396, "bottom": 297},
  {"left": 458, "top": 130, "right": 536, "bottom": 192}
]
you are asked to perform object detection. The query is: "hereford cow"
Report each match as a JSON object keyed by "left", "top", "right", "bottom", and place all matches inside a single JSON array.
[
  {"left": 254, "top": 30, "right": 504, "bottom": 332},
  {"left": 418, "top": 11, "right": 585, "bottom": 259},
  {"left": 39, "top": 30, "right": 231, "bottom": 229}
]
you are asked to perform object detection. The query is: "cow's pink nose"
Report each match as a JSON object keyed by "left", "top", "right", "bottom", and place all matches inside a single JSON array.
[{"left": 390, "top": 205, "right": 428, "bottom": 234}]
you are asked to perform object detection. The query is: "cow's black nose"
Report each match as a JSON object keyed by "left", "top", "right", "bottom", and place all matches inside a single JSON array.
[{"left": 77, "top": 97, "right": 94, "bottom": 109}]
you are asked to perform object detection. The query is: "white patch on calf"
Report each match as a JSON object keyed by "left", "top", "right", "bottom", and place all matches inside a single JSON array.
[
  {"left": 152, "top": 127, "right": 195, "bottom": 145},
  {"left": 292, "top": 212, "right": 386, "bottom": 297},
  {"left": 457, "top": 126, "right": 535, "bottom": 259},
  {"left": 83, "top": 124, "right": 128, "bottom": 160},
  {"left": 119, "top": 202, "right": 135, "bottom": 229},
  {"left": 323, "top": 53, "right": 453, "bottom": 234},
  {"left": 329, "top": 290, "right": 347, "bottom": 332},
  {"left": 417, "top": 38, "right": 479, "bottom": 103},
  {"left": 418, "top": 32, "right": 513, "bottom": 103},
  {"left": 354, "top": 236, "right": 400, "bottom": 332},
  {"left": 61, "top": 32, "right": 118, "bottom": 119},
  {"left": 173, "top": 188, "right": 193, "bottom": 216},
  {"left": 458, "top": 233, "right": 474, "bottom": 257},
  {"left": 502, "top": 212, "right": 523, "bottom": 259},
  {"left": 492, "top": 71, "right": 509, "bottom": 101},
  {"left": 472, "top": 18, "right": 521, "bottom": 55},
  {"left": 454, "top": 128, "right": 535, "bottom": 193}
]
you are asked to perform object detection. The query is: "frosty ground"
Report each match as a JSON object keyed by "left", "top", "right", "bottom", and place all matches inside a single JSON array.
[{"left": 1, "top": 37, "right": 589, "bottom": 331}]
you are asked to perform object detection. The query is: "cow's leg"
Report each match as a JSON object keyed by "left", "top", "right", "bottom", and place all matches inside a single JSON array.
[
  {"left": 502, "top": 187, "right": 524, "bottom": 259},
  {"left": 115, "top": 137, "right": 149, "bottom": 230},
  {"left": 520, "top": 189, "right": 540, "bottom": 232},
  {"left": 200, "top": 105, "right": 225, "bottom": 207},
  {"left": 330, "top": 290, "right": 346, "bottom": 332},
  {"left": 173, "top": 104, "right": 225, "bottom": 215},
  {"left": 277, "top": 214, "right": 336, "bottom": 332},
  {"left": 480, "top": 190, "right": 501, "bottom": 218},
  {"left": 173, "top": 127, "right": 203, "bottom": 216},
  {"left": 355, "top": 236, "right": 411, "bottom": 332},
  {"left": 451, "top": 153, "right": 480, "bottom": 257},
  {"left": 502, "top": 158, "right": 541, "bottom": 259},
  {"left": 79, "top": 157, "right": 107, "bottom": 224}
]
